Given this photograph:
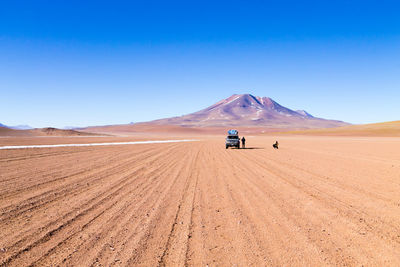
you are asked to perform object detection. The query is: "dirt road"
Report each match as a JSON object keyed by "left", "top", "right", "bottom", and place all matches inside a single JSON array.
[{"left": 1, "top": 136, "right": 400, "bottom": 266}]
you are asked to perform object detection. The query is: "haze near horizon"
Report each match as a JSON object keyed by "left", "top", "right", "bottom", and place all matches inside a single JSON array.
[{"left": 1, "top": 0, "right": 399, "bottom": 128}]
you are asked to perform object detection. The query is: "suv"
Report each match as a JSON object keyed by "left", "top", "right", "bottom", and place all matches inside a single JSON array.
[{"left": 225, "top": 129, "right": 240, "bottom": 149}]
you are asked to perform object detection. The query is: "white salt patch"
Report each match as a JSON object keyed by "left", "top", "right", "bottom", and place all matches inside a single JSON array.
[{"left": 0, "top": 140, "right": 199, "bottom": 150}]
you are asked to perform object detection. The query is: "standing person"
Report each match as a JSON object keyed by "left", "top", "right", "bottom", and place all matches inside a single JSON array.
[{"left": 241, "top": 136, "right": 246, "bottom": 149}]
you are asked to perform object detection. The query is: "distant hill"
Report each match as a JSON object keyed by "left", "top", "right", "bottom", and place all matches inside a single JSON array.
[
  {"left": 8, "top": 125, "right": 33, "bottom": 130},
  {"left": 148, "top": 94, "right": 348, "bottom": 128},
  {"left": 0, "top": 123, "right": 33, "bottom": 130},
  {"left": 0, "top": 126, "right": 26, "bottom": 136},
  {"left": 33, "top": 127, "right": 100, "bottom": 136},
  {"left": 0, "top": 126, "right": 100, "bottom": 137}
]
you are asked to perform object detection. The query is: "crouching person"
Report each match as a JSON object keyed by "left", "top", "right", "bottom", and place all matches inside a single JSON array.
[{"left": 273, "top": 141, "right": 279, "bottom": 149}]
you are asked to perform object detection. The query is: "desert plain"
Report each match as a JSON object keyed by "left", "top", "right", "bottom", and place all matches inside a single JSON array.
[{"left": 1, "top": 134, "right": 400, "bottom": 266}]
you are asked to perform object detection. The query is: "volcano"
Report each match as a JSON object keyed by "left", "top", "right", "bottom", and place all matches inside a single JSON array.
[{"left": 148, "top": 94, "right": 348, "bottom": 128}]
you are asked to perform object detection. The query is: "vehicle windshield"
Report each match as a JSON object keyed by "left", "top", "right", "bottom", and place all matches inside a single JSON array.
[{"left": 227, "top": 135, "right": 239, "bottom": 139}]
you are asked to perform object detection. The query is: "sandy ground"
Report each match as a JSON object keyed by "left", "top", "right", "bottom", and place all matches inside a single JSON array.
[
  {"left": 281, "top": 120, "right": 400, "bottom": 137},
  {"left": 1, "top": 136, "right": 400, "bottom": 266}
]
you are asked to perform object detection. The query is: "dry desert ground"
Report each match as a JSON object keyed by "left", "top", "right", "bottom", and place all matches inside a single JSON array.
[{"left": 1, "top": 135, "right": 400, "bottom": 266}]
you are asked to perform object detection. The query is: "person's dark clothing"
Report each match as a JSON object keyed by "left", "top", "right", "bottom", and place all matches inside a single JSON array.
[
  {"left": 273, "top": 141, "right": 279, "bottom": 149},
  {"left": 241, "top": 137, "right": 246, "bottom": 148}
]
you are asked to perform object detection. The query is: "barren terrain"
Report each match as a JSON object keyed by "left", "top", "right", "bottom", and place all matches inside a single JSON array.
[
  {"left": 1, "top": 136, "right": 400, "bottom": 266},
  {"left": 282, "top": 120, "right": 400, "bottom": 137}
]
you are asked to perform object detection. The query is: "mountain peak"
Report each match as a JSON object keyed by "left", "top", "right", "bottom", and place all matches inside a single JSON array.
[{"left": 148, "top": 93, "right": 349, "bottom": 128}]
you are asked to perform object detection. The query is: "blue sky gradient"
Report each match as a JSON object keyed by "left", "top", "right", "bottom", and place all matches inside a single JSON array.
[{"left": 1, "top": 0, "right": 399, "bottom": 128}]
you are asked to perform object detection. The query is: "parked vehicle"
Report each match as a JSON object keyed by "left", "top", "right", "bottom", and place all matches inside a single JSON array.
[{"left": 225, "top": 129, "right": 240, "bottom": 149}]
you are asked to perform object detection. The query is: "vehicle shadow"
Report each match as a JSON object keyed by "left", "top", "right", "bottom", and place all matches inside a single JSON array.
[{"left": 239, "top": 147, "right": 264, "bottom": 149}]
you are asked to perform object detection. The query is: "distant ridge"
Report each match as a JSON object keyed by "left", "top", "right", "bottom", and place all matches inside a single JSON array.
[
  {"left": 295, "top": 110, "right": 314, "bottom": 118},
  {"left": 0, "top": 126, "right": 101, "bottom": 137},
  {"left": 0, "top": 123, "right": 33, "bottom": 130},
  {"left": 9, "top": 125, "right": 33, "bottom": 130}
]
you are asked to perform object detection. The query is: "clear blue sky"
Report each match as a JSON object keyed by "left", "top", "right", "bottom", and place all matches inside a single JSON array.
[{"left": 1, "top": 0, "right": 399, "bottom": 128}]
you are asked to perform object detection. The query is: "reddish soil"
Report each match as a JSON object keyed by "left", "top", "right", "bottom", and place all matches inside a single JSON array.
[
  {"left": 1, "top": 136, "right": 400, "bottom": 266},
  {"left": 281, "top": 120, "right": 400, "bottom": 137},
  {"left": 82, "top": 123, "right": 295, "bottom": 136}
]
